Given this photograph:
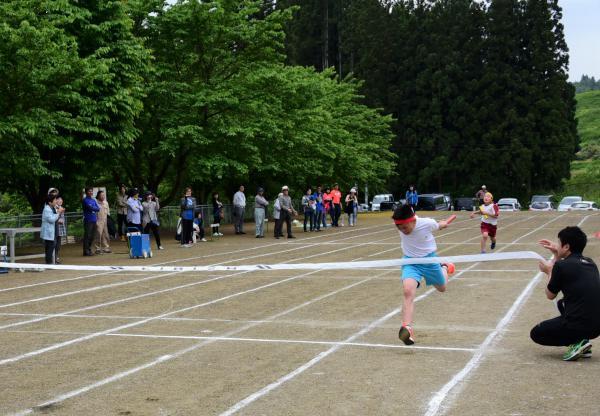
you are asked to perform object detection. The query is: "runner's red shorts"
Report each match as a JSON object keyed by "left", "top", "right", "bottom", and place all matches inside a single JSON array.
[{"left": 480, "top": 222, "right": 497, "bottom": 238}]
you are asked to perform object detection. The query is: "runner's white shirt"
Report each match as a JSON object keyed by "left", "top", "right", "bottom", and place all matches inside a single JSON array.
[
  {"left": 400, "top": 217, "right": 439, "bottom": 257},
  {"left": 480, "top": 203, "right": 499, "bottom": 225}
]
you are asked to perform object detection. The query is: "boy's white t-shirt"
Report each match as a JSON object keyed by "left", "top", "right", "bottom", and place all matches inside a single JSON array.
[
  {"left": 400, "top": 217, "right": 439, "bottom": 257},
  {"left": 480, "top": 203, "right": 499, "bottom": 225}
]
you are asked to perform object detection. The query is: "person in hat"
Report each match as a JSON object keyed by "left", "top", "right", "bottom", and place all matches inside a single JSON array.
[
  {"left": 392, "top": 204, "right": 456, "bottom": 345},
  {"left": 254, "top": 187, "right": 269, "bottom": 238},
  {"left": 345, "top": 188, "right": 359, "bottom": 227},
  {"left": 142, "top": 191, "right": 163, "bottom": 249},
  {"left": 475, "top": 185, "right": 487, "bottom": 206},
  {"left": 276, "top": 186, "right": 297, "bottom": 239}
]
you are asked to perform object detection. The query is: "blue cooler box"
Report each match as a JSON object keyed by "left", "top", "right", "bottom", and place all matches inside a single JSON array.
[{"left": 128, "top": 232, "right": 152, "bottom": 259}]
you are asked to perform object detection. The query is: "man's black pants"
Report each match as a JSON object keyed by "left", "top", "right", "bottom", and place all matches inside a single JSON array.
[
  {"left": 83, "top": 220, "right": 96, "bottom": 255},
  {"left": 530, "top": 299, "right": 600, "bottom": 346}
]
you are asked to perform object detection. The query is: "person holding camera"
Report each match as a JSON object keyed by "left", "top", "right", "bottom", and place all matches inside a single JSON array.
[
  {"left": 143, "top": 191, "right": 163, "bottom": 250},
  {"left": 41, "top": 194, "right": 65, "bottom": 264}
]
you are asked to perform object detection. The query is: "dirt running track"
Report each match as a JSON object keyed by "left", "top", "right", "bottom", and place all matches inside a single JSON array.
[{"left": 0, "top": 211, "right": 598, "bottom": 415}]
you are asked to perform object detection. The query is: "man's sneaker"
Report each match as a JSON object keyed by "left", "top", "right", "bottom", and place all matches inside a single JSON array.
[
  {"left": 490, "top": 241, "right": 496, "bottom": 250},
  {"left": 563, "top": 339, "right": 591, "bottom": 361},
  {"left": 581, "top": 344, "right": 592, "bottom": 358},
  {"left": 481, "top": 250, "right": 486, "bottom": 254},
  {"left": 398, "top": 325, "right": 415, "bottom": 345},
  {"left": 441, "top": 263, "right": 455, "bottom": 276}
]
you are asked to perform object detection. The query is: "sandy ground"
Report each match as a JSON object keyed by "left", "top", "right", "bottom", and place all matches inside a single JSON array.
[{"left": 0, "top": 211, "right": 599, "bottom": 415}]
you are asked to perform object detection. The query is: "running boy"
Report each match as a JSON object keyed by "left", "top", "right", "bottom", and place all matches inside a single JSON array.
[
  {"left": 470, "top": 192, "right": 499, "bottom": 253},
  {"left": 393, "top": 204, "right": 456, "bottom": 345}
]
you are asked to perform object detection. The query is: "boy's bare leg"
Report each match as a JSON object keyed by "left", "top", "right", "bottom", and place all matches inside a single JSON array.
[
  {"left": 434, "top": 267, "right": 448, "bottom": 293},
  {"left": 401, "top": 278, "right": 419, "bottom": 325},
  {"left": 481, "top": 231, "right": 489, "bottom": 252}
]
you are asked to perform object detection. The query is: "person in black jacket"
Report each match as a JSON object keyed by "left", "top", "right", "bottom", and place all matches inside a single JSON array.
[
  {"left": 532, "top": 226, "right": 600, "bottom": 361},
  {"left": 179, "top": 187, "right": 196, "bottom": 247}
]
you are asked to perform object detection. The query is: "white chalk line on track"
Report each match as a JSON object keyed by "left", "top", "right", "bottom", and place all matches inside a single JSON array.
[
  {"left": 5, "top": 215, "right": 539, "bottom": 414},
  {"left": 0, "top": 219, "right": 478, "bottom": 277},
  {"left": 5, "top": 216, "right": 481, "bottom": 414},
  {"left": 0, "top": 218, "right": 483, "bottom": 334},
  {"left": 423, "top": 213, "right": 585, "bottom": 416},
  {"left": 8, "top": 265, "right": 400, "bottom": 416},
  {"left": 217, "top": 214, "right": 567, "bottom": 415},
  {"left": 1, "top": 329, "right": 476, "bottom": 353},
  {"left": 0, "top": 228, "right": 405, "bottom": 331},
  {"left": 0, "top": 224, "right": 399, "bottom": 306},
  {"left": 0, "top": 221, "right": 394, "bottom": 294},
  {"left": 0, "top": 228, "right": 414, "bottom": 364}
]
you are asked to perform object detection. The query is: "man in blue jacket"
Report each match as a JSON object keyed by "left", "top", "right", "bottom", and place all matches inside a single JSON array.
[
  {"left": 82, "top": 187, "right": 100, "bottom": 256},
  {"left": 406, "top": 185, "right": 418, "bottom": 210}
]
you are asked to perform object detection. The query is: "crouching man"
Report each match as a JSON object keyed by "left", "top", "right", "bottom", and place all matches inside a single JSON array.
[{"left": 532, "top": 226, "right": 600, "bottom": 361}]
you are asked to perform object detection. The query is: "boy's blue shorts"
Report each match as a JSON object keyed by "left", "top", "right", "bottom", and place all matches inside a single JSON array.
[{"left": 401, "top": 252, "right": 446, "bottom": 287}]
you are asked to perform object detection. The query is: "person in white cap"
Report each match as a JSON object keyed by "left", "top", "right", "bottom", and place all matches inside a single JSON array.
[
  {"left": 475, "top": 185, "right": 487, "bottom": 206},
  {"left": 276, "top": 186, "right": 297, "bottom": 239},
  {"left": 345, "top": 188, "right": 359, "bottom": 226}
]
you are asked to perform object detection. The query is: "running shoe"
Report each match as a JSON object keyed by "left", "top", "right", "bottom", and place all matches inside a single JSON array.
[
  {"left": 398, "top": 325, "right": 415, "bottom": 345},
  {"left": 490, "top": 241, "right": 496, "bottom": 250},
  {"left": 442, "top": 263, "right": 455, "bottom": 276},
  {"left": 581, "top": 344, "right": 592, "bottom": 359},
  {"left": 563, "top": 339, "right": 591, "bottom": 361}
]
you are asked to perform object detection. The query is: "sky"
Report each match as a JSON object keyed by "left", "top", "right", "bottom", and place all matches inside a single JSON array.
[{"left": 561, "top": 0, "right": 600, "bottom": 81}]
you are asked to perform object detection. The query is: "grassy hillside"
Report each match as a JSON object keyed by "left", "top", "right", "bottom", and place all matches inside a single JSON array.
[
  {"left": 561, "top": 91, "right": 600, "bottom": 203},
  {"left": 575, "top": 90, "right": 600, "bottom": 147}
]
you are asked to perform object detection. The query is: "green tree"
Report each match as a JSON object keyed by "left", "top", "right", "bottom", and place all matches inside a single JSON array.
[{"left": 0, "top": 0, "right": 147, "bottom": 212}]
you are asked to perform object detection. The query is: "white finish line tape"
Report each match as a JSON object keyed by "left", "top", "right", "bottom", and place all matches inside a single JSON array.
[{"left": 0, "top": 251, "right": 544, "bottom": 272}]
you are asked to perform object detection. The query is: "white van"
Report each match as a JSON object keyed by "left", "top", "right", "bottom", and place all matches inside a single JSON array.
[{"left": 370, "top": 194, "right": 394, "bottom": 211}]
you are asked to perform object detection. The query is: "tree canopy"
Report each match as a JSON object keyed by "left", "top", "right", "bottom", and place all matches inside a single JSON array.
[
  {"left": 0, "top": 0, "right": 395, "bottom": 210},
  {"left": 280, "top": 0, "right": 578, "bottom": 200}
]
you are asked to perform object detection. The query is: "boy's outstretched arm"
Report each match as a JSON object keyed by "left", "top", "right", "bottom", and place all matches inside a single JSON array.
[{"left": 438, "top": 214, "right": 456, "bottom": 229}]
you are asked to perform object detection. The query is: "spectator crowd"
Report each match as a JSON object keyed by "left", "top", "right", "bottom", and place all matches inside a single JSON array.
[{"left": 40, "top": 184, "right": 364, "bottom": 264}]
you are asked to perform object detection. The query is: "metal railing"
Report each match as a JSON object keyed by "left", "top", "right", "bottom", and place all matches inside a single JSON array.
[{"left": 0, "top": 200, "right": 302, "bottom": 249}]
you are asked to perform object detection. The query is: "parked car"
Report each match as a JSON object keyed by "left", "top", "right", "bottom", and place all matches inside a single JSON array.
[
  {"left": 417, "top": 194, "right": 448, "bottom": 211},
  {"left": 529, "top": 201, "right": 554, "bottom": 211},
  {"left": 358, "top": 203, "right": 370, "bottom": 212},
  {"left": 454, "top": 197, "right": 476, "bottom": 211},
  {"left": 497, "top": 198, "right": 522, "bottom": 212},
  {"left": 568, "top": 201, "right": 599, "bottom": 211},
  {"left": 370, "top": 194, "right": 394, "bottom": 211},
  {"left": 530, "top": 194, "right": 556, "bottom": 207},
  {"left": 558, "top": 196, "right": 583, "bottom": 211}
]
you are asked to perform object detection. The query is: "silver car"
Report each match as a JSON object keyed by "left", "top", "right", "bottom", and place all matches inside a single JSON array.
[
  {"left": 558, "top": 196, "right": 582, "bottom": 211},
  {"left": 568, "top": 201, "right": 599, "bottom": 211},
  {"left": 497, "top": 198, "right": 521, "bottom": 212}
]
